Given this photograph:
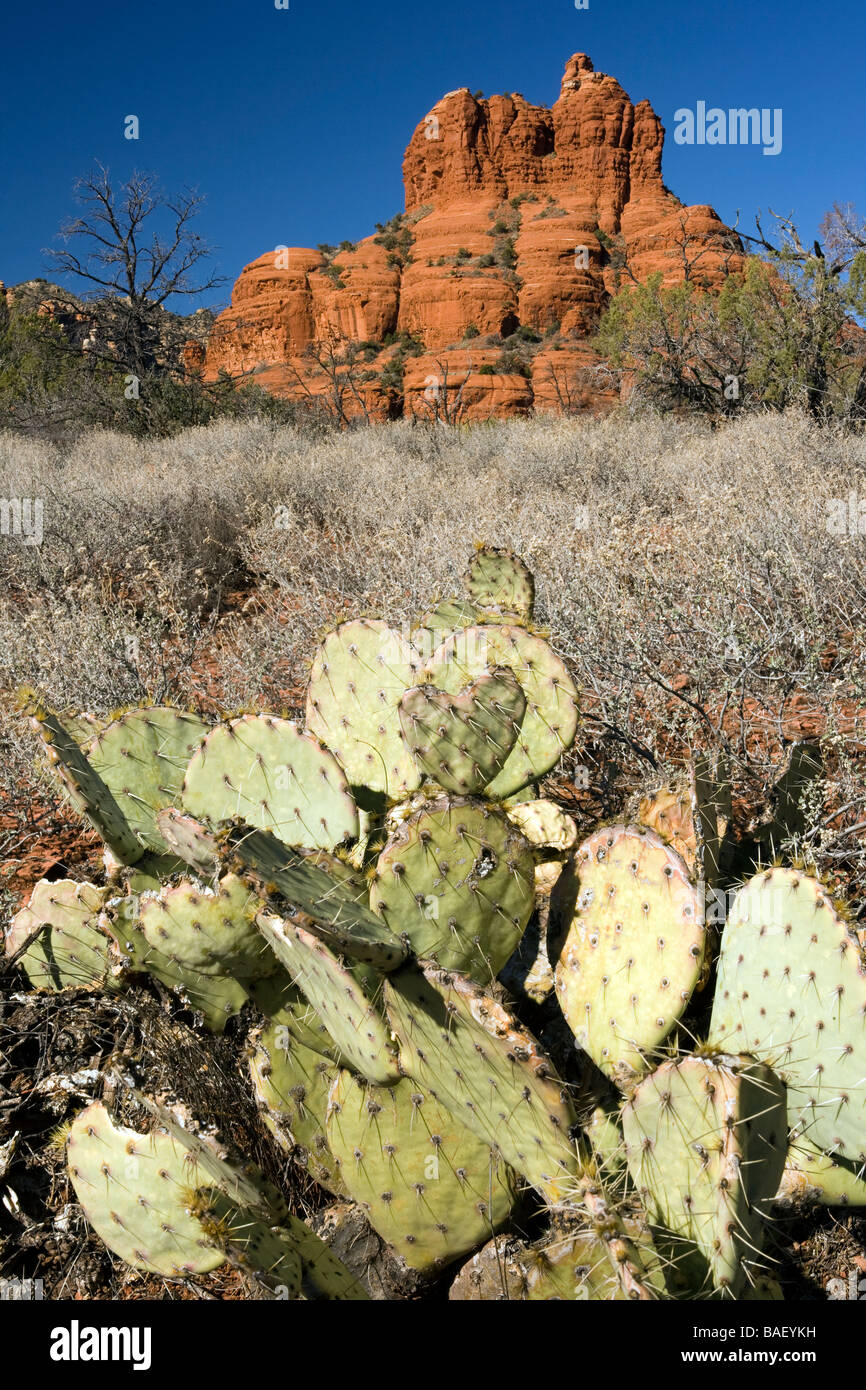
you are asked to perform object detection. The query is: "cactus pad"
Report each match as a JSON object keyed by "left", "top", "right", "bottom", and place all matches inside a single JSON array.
[
  {"left": 130, "top": 1092, "right": 368, "bottom": 1298},
  {"left": 505, "top": 799, "right": 578, "bottom": 851},
  {"left": 778, "top": 1136, "right": 866, "bottom": 1207},
  {"left": 7, "top": 880, "right": 112, "bottom": 991},
  {"left": 465, "top": 547, "right": 534, "bottom": 620},
  {"left": 326, "top": 1071, "right": 517, "bottom": 1270},
  {"left": 384, "top": 963, "right": 578, "bottom": 1202},
  {"left": 87, "top": 707, "right": 209, "bottom": 855},
  {"left": 103, "top": 891, "right": 249, "bottom": 1033},
  {"left": 709, "top": 866, "right": 866, "bottom": 1163},
  {"left": 622, "top": 1054, "right": 787, "bottom": 1297},
  {"left": 398, "top": 666, "right": 526, "bottom": 795},
  {"left": 139, "top": 874, "right": 274, "bottom": 981},
  {"left": 247, "top": 972, "right": 342, "bottom": 1058},
  {"left": 523, "top": 1220, "right": 665, "bottom": 1301},
  {"left": 65, "top": 1102, "right": 224, "bottom": 1276},
  {"left": 422, "top": 625, "right": 578, "bottom": 798},
  {"left": 27, "top": 702, "right": 143, "bottom": 864},
  {"left": 155, "top": 807, "right": 220, "bottom": 879},
  {"left": 413, "top": 598, "right": 482, "bottom": 659},
  {"left": 306, "top": 619, "right": 422, "bottom": 796},
  {"left": 229, "top": 827, "right": 407, "bottom": 971},
  {"left": 553, "top": 825, "right": 705, "bottom": 1087},
  {"left": 249, "top": 1022, "right": 346, "bottom": 1194},
  {"left": 370, "top": 796, "right": 534, "bottom": 980},
  {"left": 182, "top": 715, "right": 358, "bottom": 851},
  {"left": 256, "top": 910, "right": 400, "bottom": 1085}
]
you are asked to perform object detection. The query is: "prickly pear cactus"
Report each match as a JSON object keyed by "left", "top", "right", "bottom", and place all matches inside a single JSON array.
[
  {"left": 228, "top": 827, "right": 407, "bottom": 971},
  {"left": 621, "top": 1054, "right": 787, "bottom": 1298},
  {"left": 709, "top": 866, "right": 866, "bottom": 1164},
  {"left": 370, "top": 796, "right": 535, "bottom": 980},
  {"left": 130, "top": 1091, "right": 369, "bottom": 1299},
  {"left": 87, "top": 707, "right": 210, "bottom": 856},
  {"left": 102, "top": 886, "right": 250, "bottom": 1034},
  {"left": 65, "top": 1102, "right": 225, "bottom": 1276},
  {"left": 522, "top": 1222, "right": 665, "bottom": 1301},
  {"left": 553, "top": 825, "right": 705, "bottom": 1088},
  {"left": 256, "top": 910, "right": 400, "bottom": 1085},
  {"left": 413, "top": 598, "right": 482, "bottom": 657},
  {"left": 777, "top": 1135, "right": 866, "bottom": 1207},
  {"left": 398, "top": 666, "right": 526, "bottom": 794},
  {"left": 249, "top": 1022, "right": 346, "bottom": 1195},
  {"left": 384, "top": 963, "right": 578, "bottom": 1202},
  {"left": 306, "top": 619, "right": 422, "bottom": 797},
  {"left": 421, "top": 625, "right": 578, "bottom": 798},
  {"left": 326, "top": 1071, "right": 517, "bottom": 1269},
  {"left": 138, "top": 874, "right": 274, "bottom": 982},
  {"left": 182, "top": 715, "right": 359, "bottom": 851},
  {"left": 465, "top": 546, "right": 535, "bottom": 621},
  {"left": 25, "top": 699, "right": 144, "bottom": 865},
  {"left": 7, "top": 880, "right": 113, "bottom": 992},
  {"left": 156, "top": 807, "right": 220, "bottom": 879},
  {"left": 505, "top": 799, "right": 577, "bottom": 851}
]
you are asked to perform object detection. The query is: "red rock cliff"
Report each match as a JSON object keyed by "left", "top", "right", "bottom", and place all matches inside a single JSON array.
[{"left": 204, "top": 54, "right": 742, "bottom": 419}]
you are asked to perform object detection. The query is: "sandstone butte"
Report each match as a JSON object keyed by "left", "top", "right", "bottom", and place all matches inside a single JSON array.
[{"left": 202, "top": 53, "right": 744, "bottom": 421}]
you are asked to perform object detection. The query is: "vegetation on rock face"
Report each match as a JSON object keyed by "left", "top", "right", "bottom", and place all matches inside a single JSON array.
[
  {"left": 4, "top": 533, "right": 866, "bottom": 1299},
  {"left": 596, "top": 209, "right": 866, "bottom": 421}
]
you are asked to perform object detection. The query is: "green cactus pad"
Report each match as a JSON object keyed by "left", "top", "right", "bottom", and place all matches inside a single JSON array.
[
  {"left": 464, "top": 547, "right": 535, "bottom": 620},
  {"left": 256, "top": 910, "right": 400, "bottom": 1085},
  {"left": 139, "top": 874, "right": 274, "bottom": 981},
  {"left": 709, "top": 866, "right": 866, "bottom": 1163},
  {"left": 131, "top": 1091, "right": 368, "bottom": 1299},
  {"left": 182, "top": 715, "right": 359, "bottom": 852},
  {"left": 27, "top": 702, "right": 143, "bottom": 864},
  {"left": 326, "top": 1071, "right": 517, "bottom": 1270},
  {"left": 87, "top": 707, "right": 210, "bottom": 856},
  {"left": 103, "top": 891, "right": 249, "bottom": 1033},
  {"left": 523, "top": 1220, "right": 666, "bottom": 1301},
  {"left": 398, "top": 666, "right": 526, "bottom": 795},
  {"left": 553, "top": 825, "right": 705, "bottom": 1088},
  {"left": 370, "top": 796, "right": 534, "bottom": 981},
  {"left": 229, "top": 827, "right": 407, "bottom": 971},
  {"left": 189, "top": 1188, "right": 302, "bottom": 1297},
  {"left": 65, "top": 1102, "right": 225, "bottom": 1276},
  {"left": 306, "top": 619, "right": 422, "bottom": 797},
  {"left": 421, "top": 625, "right": 578, "bottom": 798},
  {"left": 778, "top": 1136, "right": 866, "bottom": 1207},
  {"left": 249, "top": 1022, "right": 346, "bottom": 1195},
  {"left": 384, "top": 963, "right": 578, "bottom": 1203},
  {"left": 622, "top": 1054, "right": 787, "bottom": 1298},
  {"left": 155, "top": 807, "right": 220, "bottom": 879},
  {"left": 413, "top": 598, "right": 482, "bottom": 659},
  {"left": 6, "top": 880, "right": 113, "bottom": 992},
  {"left": 505, "top": 799, "right": 578, "bottom": 851},
  {"left": 247, "top": 972, "right": 341, "bottom": 1058}
]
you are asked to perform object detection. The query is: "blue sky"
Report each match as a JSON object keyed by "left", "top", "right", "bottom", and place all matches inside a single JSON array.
[{"left": 1, "top": 0, "right": 863, "bottom": 309}]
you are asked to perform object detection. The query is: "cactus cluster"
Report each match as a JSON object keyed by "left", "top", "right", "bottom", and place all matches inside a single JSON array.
[{"left": 6, "top": 545, "right": 865, "bottom": 1301}]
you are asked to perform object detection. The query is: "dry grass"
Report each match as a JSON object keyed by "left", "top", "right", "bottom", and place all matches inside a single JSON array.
[{"left": 1, "top": 407, "right": 865, "bottom": 901}]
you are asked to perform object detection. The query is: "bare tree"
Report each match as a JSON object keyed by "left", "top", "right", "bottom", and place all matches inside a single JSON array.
[
  {"left": 410, "top": 355, "right": 473, "bottom": 425},
  {"left": 45, "top": 163, "right": 226, "bottom": 380},
  {"left": 279, "top": 335, "right": 377, "bottom": 426}
]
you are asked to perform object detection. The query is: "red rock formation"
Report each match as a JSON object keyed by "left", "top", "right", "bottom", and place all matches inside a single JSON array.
[{"left": 204, "top": 54, "right": 743, "bottom": 418}]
